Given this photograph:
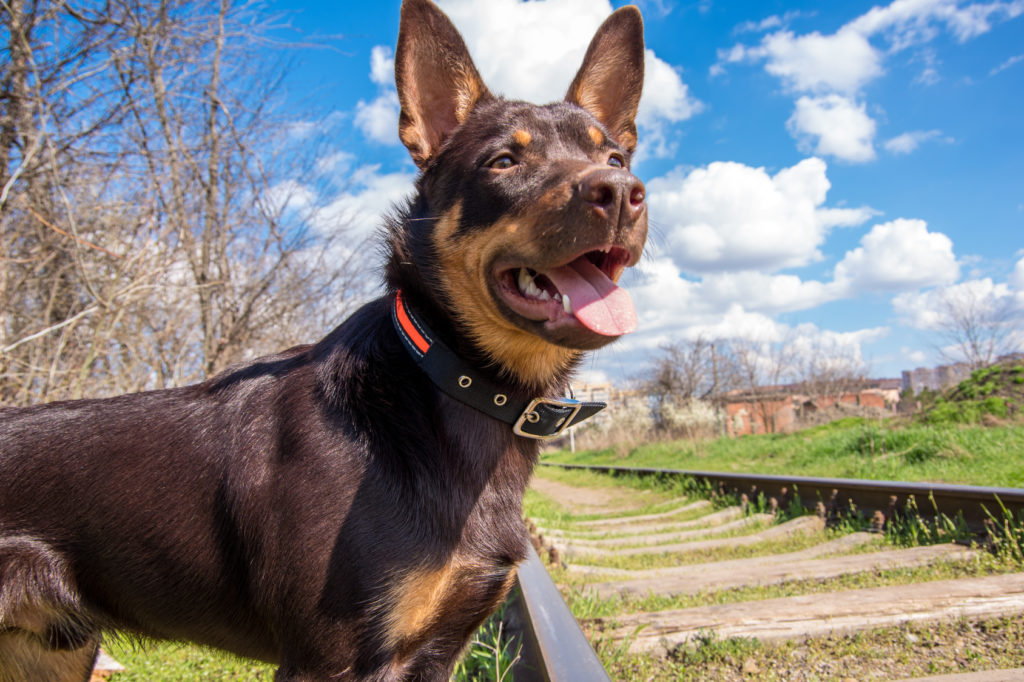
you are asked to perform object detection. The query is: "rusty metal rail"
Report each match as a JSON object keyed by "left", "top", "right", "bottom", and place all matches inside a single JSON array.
[
  {"left": 503, "top": 544, "right": 610, "bottom": 682},
  {"left": 540, "top": 462, "right": 1024, "bottom": 527}
]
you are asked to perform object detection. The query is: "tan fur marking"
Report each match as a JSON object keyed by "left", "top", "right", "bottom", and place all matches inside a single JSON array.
[
  {"left": 383, "top": 560, "right": 466, "bottom": 650},
  {"left": 513, "top": 129, "right": 532, "bottom": 147},
  {"left": 431, "top": 208, "right": 578, "bottom": 388},
  {"left": 587, "top": 126, "right": 604, "bottom": 146}
]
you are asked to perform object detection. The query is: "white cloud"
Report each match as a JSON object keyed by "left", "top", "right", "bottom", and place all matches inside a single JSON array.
[
  {"left": 847, "top": 0, "right": 1024, "bottom": 47},
  {"left": 902, "top": 346, "right": 928, "bottom": 364},
  {"left": 438, "top": 0, "right": 612, "bottom": 103},
  {"left": 354, "top": 91, "right": 401, "bottom": 145},
  {"left": 650, "top": 157, "right": 873, "bottom": 274},
  {"left": 991, "top": 53, "right": 1024, "bottom": 76},
  {"left": 636, "top": 50, "right": 704, "bottom": 158},
  {"left": 688, "top": 304, "right": 786, "bottom": 343},
  {"left": 261, "top": 180, "right": 317, "bottom": 216},
  {"left": 436, "top": 0, "right": 700, "bottom": 157},
  {"left": 353, "top": 45, "right": 400, "bottom": 145},
  {"left": 315, "top": 151, "right": 355, "bottom": 175},
  {"left": 834, "top": 218, "right": 960, "bottom": 292},
  {"left": 892, "top": 277, "right": 1017, "bottom": 329},
  {"left": 760, "top": 29, "right": 883, "bottom": 94},
  {"left": 787, "top": 95, "right": 877, "bottom": 163},
  {"left": 313, "top": 165, "right": 416, "bottom": 242},
  {"left": 1011, "top": 257, "right": 1024, "bottom": 291},
  {"left": 695, "top": 271, "right": 841, "bottom": 313},
  {"left": 715, "top": 0, "right": 1024, "bottom": 161},
  {"left": 734, "top": 11, "right": 808, "bottom": 35},
  {"left": 883, "top": 129, "right": 944, "bottom": 154},
  {"left": 369, "top": 45, "right": 394, "bottom": 86},
  {"left": 615, "top": 272, "right": 889, "bottom": 380}
]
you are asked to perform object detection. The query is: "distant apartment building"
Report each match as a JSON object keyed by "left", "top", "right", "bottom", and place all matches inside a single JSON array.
[{"left": 901, "top": 363, "right": 971, "bottom": 394}]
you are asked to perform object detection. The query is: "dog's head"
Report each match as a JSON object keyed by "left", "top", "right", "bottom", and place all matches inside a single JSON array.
[{"left": 388, "top": 0, "right": 647, "bottom": 388}]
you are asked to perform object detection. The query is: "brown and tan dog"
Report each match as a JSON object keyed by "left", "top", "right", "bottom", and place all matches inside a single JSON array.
[{"left": 0, "top": 1, "right": 647, "bottom": 679}]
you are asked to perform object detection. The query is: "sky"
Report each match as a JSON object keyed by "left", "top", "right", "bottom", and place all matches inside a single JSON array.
[{"left": 271, "top": 0, "right": 1024, "bottom": 386}]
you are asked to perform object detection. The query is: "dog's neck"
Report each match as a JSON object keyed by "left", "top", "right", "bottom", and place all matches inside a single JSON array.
[{"left": 390, "top": 290, "right": 604, "bottom": 440}]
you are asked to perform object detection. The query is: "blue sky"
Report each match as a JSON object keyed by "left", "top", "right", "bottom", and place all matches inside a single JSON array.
[{"left": 272, "top": 0, "right": 1023, "bottom": 385}]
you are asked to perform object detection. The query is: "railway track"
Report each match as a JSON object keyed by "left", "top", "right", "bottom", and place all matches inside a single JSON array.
[{"left": 518, "top": 463, "right": 1024, "bottom": 681}]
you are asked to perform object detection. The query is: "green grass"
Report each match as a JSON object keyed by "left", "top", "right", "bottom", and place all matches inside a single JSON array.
[
  {"left": 103, "top": 599, "right": 523, "bottom": 681},
  {"left": 101, "top": 638, "right": 274, "bottom": 681},
  {"left": 544, "top": 419, "right": 1024, "bottom": 487}
]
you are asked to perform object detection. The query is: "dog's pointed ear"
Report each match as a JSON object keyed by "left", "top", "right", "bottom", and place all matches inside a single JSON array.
[
  {"left": 395, "top": 0, "right": 491, "bottom": 168},
  {"left": 565, "top": 6, "right": 645, "bottom": 153}
]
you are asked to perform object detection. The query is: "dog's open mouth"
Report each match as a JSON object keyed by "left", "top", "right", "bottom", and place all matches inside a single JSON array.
[{"left": 496, "top": 246, "right": 638, "bottom": 336}]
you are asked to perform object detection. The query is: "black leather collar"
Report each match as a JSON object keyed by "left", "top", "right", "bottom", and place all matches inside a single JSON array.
[{"left": 390, "top": 290, "right": 606, "bottom": 439}]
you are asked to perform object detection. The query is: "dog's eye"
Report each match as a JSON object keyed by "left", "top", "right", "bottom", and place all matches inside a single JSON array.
[
  {"left": 607, "top": 154, "right": 626, "bottom": 169},
  {"left": 488, "top": 154, "right": 518, "bottom": 170}
]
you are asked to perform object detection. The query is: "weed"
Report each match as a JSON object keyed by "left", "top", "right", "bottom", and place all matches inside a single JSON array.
[
  {"left": 669, "top": 629, "right": 762, "bottom": 667},
  {"left": 452, "top": 598, "right": 522, "bottom": 682},
  {"left": 983, "top": 497, "right": 1024, "bottom": 564},
  {"left": 885, "top": 493, "right": 973, "bottom": 547}
]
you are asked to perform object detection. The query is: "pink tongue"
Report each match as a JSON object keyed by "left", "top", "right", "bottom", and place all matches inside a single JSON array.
[{"left": 544, "top": 258, "right": 638, "bottom": 336}]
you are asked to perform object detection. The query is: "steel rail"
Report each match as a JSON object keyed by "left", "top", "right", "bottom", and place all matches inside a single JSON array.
[
  {"left": 540, "top": 462, "right": 1024, "bottom": 527},
  {"left": 504, "top": 544, "right": 610, "bottom": 682}
]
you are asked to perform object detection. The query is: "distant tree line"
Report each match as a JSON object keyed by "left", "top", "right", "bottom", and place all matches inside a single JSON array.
[
  {"left": 1, "top": 0, "right": 369, "bottom": 406},
  {"left": 642, "top": 334, "right": 870, "bottom": 434}
]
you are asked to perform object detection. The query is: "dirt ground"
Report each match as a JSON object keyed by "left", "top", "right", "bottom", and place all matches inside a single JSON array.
[{"left": 528, "top": 474, "right": 671, "bottom": 515}]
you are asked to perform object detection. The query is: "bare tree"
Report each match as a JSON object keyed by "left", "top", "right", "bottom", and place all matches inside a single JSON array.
[
  {"left": 645, "top": 337, "right": 723, "bottom": 401},
  {"left": 1, "top": 0, "right": 371, "bottom": 406},
  {"left": 643, "top": 335, "right": 741, "bottom": 436},
  {"left": 729, "top": 335, "right": 795, "bottom": 434},
  {"left": 793, "top": 337, "right": 869, "bottom": 408},
  {"left": 935, "top": 285, "right": 1021, "bottom": 369}
]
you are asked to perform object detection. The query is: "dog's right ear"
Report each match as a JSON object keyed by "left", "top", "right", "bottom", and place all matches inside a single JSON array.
[{"left": 396, "top": 0, "right": 491, "bottom": 168}]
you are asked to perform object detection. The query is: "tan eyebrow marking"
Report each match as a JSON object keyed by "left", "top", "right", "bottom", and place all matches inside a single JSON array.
[
  {"left": 513, "top": 129, "right": 532, "bottom": 146},
  {"left": 587, "top": 125, "right": 604, "bottom": 146}
]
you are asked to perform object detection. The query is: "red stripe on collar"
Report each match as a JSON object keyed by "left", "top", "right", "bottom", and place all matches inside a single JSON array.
[{"left": 394, "top": 290, "right": 431, "bottom": 355}]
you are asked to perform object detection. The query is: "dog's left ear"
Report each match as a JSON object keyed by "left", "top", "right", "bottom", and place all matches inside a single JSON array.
[
  {"left": 565, "top": 6, "right": 645, "bottom": 153},
  {"left": 395, "top": 0, "right": 492, "bottom": 168}
]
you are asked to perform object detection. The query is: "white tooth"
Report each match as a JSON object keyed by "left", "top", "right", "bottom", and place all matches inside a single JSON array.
[
  {"left": 563, "top": 293, "right": 572, "bottom": 314},
  {"left": 554, "top": 292, "right": 562, "bottom": 302},
  {"left": 526, "top": 280, "right": 542, "bottom": 298},
  {"left": 517, "top": 268, "right": 531, "bottom": 293},
  {"left": 538, "top": 291, "right": 551, "bottom": 301}
]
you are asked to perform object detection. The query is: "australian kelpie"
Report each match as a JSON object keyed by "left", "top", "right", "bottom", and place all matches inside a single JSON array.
[{"left": 0, "top": 0, "right": 647, "bottom": 679}]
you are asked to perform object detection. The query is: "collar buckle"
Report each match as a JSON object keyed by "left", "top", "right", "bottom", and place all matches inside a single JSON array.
[{"left": 513, "top": 397, "right": 583, "bottom": 440}]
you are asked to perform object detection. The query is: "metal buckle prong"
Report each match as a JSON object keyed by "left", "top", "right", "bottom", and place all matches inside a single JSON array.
[{"left": 513, "top": 398, "right": 582, "bottom": 440}]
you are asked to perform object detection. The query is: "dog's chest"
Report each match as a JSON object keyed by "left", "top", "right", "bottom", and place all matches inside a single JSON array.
[{"left": 373, "top": 470, "right": 529, "bottom": 655}]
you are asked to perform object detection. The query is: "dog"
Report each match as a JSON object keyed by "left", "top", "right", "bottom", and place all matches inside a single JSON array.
[{"left": 0, "top": 0, "right": 647, "bottom": 679}]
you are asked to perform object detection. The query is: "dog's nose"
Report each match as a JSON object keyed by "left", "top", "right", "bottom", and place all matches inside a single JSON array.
[{"left": 580, "top": 169, "right": 646, "bottom": 224}]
